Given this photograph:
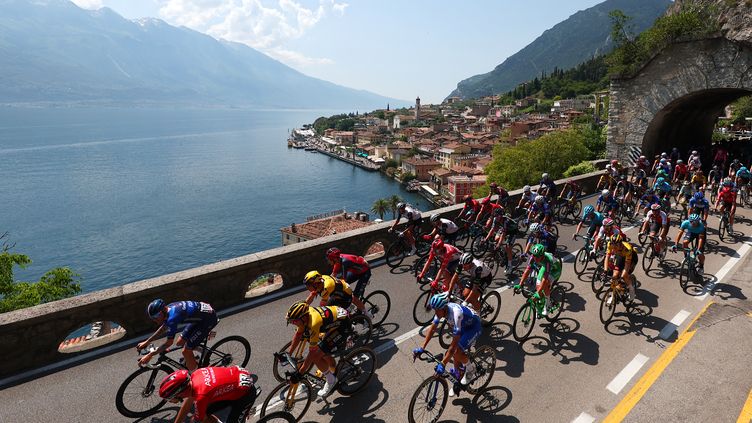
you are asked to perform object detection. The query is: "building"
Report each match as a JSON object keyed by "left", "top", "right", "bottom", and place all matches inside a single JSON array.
[
  {"left": 552, "top": 98, "right": 595, "bottom": 112},
  {"left": 415, "top": 96, "right": 421, "bottom": 121},
  {"left": 447, "top": 174, "right": 487, "bottom": 204},
  {"left": 280, "top": 211, "right": 372, "bottom": 246},
  {"left": 401, "top": 158, "right": 442, "bottom": 182},
  {"left": 332, "top": 131, "right": 356, "bottom": 145},
  {"left": 434, "top": 143, "right": 471, "bottom": 169}
]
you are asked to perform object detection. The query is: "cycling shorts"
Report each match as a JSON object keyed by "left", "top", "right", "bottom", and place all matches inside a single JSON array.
[
  {"left": 344, "top": 269, "right": 371, "bottom": 300},
  {"left": 613, "top": 251, "right": 638, "bottom": 273},
  {"left": 463, "top": 274, "right": 493, "bottom": 291},
  {"left": 458, "top": 316, "right": 482, "bottom": 352},
  {"left": 183, "top": 312, "right": 219, "bottom": 349},
  {"left": 446, "top": 258, "right": 460, "bottom": 274},
  {"left": 318, "top": 320, "right": 351, "bottom": 355},
  {"left": 440, "top": 229, "right": 458, "bottom": 244},
  {"left": 683, "top": 231, "right": 706, "bottom": 253},
  {"left": 326, "top": 292, "right": 353, "bottom": 310},
  {"left": 206, "top": 388, "right": 257, "bottom": 423}
]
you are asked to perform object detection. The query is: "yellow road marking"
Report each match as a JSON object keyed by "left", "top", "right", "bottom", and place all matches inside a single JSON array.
[
  {"left": 738, "top": 389, "right": 752, "bottom": 423},
  {"left": 603, "top": 301, "right": 713, "bottom": 423}
]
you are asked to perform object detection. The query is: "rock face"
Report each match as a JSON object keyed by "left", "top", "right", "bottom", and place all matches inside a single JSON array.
[{"left": 607, "top": 2, "right": 752, "bottom": 161}]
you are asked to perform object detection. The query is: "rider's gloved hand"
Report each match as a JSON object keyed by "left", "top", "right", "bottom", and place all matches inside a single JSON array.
[
  {"left": 671, "top": 245, "right": 677, "bottom": 253},
  {"left": 290, "top": 371, "right": 304, "bottom": 384},
  {"left": 572, "top": 233, "right": 577, "bottom": 241},
  {"left": 387, "top": 228, "right": 394, "bottom": 234},
  {"left": 422, "top": 235, "right": 431, "bottom": 241},
  {"left": 412, "top": 347, "right": 424, "bottom": 358},
  {"left": 435, "top": 363, "right": 445, "bottom": 375}
]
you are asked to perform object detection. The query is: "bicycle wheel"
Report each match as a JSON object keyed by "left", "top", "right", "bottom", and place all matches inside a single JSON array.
[
  {"left": 573, "top": 248, "right": 589, "bottom": 276},
  {"left": 642, "top": 245, "right": 655, "bottom": 273},
  {"left": 408, "top": 375, "right": 448, "bottom": 423},
  {"left": 257, "top": 411, "right": 296, "bottom": 423},
  {"left": 202, "top": 335, "right": 251, "bottom": 367},
  {"left": 348, "top": 314, "right": 373, "bottom": 351},
  {"left": 115, "top": 364, "right": 172, "bottom": 418},
  {"left": 638, "top": 232, "right": 648, "bottom": 246},
  {"left": 482, "top": 254, "right": 500, "bottom": 279},
  {"left": 260, "top": 380, "right": 313, "bottom": 422},
  {"left": 273, "top": 342, "right": 297, "bottom": 382},
  {"left": 512, "top": 302, "right": 536, "bottom": 342},
  {"left": 470, "top": 234, "right": 490, "bottom": 258},
  {"left": 569, "top": 200, "right": 582, "bottom": 221},
  {"left": 719, "top": 217, "right": 727, "bottom": 241},
  {"left": 336, "top": 347, "right": 377, "bottom": 396},
  {"left": 437, "top": 319, "right": 453, "bottom": 349},
  {"left": 385, "top": 241, "right": 407, "bottom": 268},
  {"left": 545, "top": 285, "right": 566, "bottom": 322},
  {"left": 547, "top": 224, "right": 559, "bottom": 238},
  {"left": 599, "top": 287, "right": 616, "bottom": 324},
  {"left": 416, "top": 238, "right": 431, "bottom": 257},
  {"left": 679, "top": 258, "right": 690, "bottom": 289},
  {"left": 364, "top": 290, "right": 391, "bottom": 326},
  {"left": 591, "top": 267, "right": 606, "bottom": 294},
  {"left": 414, "top": 255, "right": 439, "bottom": 279},
  {"left": 479, "top": 290, "right": 501, "bottom": 327},
  {"left": 466, "top": 345, "right": 496, "bottom": 394},
  {"left": 413, "top": 290, "right": 435, "bottom": 326}
]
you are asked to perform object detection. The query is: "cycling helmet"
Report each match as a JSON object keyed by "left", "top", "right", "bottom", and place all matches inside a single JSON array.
[
  {"left": 650, "top": 203, "right": 661, "bottom": 211},
  {"left": 493, "top": 207, "right": 504, "bottom": 216},
  {"left": 429, "top": 213, "right": 440, "bottom": 223},
  {"left": 429, "top": 292, "right": 450, "bottom": 310},
  {"left": 611, "top": 159, "right": 619, "bottom": 166},
  {"left": 657, "top": 177, "right": 665, "bottom": 184},
  {"left": 432, "top": 237, "right": 444, "bottom": 250},
  {"left": 640, "top": 155, "right": 646, "bottom": 160},
  {"left": 676, "top": 159, "right": 683, "bottom": 164},
  {"left": 481, "top": 197, "right": 491, "bottom": 205},
  {"left": 741, "top": 166, "right": 748, "bottom": 172},
  {"left": 535, "top": 196, "right": 544, "bottom": 204},
  {"left": 693, "top": 192, "right": 704, "bottom": 200},
  {"left": 692, "top": 150, "right": 698, "bottom": 155},
  {"left": 326, "top": 247, "right": 341, "bottom": 261},
  {"left": 542, "top": 172, "right": 549, "bottom": 180},
  {"left": 463, "top": 195, "right": 473, "bottom": 204},
  {"left": 286, "top": 301, "right": 309, "bottom": 321},
  {"left": 723, "top": 177, "right": 733, "bottom": 186},
  {"left": 529, "top": 222, "right": 540, "bottom": 234},
  {"left": 397, "top": 202, "right": 406, "bottom": 210},
  {"left": 733, "top": 159, "right": 740, "bottom": 164},
  {"left": 303, "top": 270, "right": 322, "bottom": 286},
  {"left": 601, "top": 189, "right": 610, "bottom": 197},
  {"left": 583, "top": 205, "right": 595, "bottom": 216},
  {"left": 689, "top": 213, "right": 701, "bottom": 223},
  {"left": 660, "top": 158, "right": 667, "bottom": 164},
  {"left": 489, "top": 182, "right": 498, "bottom": 189},
  {"left": 459, "top": 252, "right": 474, "bottom": 266},
  {"left": 683, "top": 180, "right": 691, "bottom": 186},
  {"left": 609, "top": 233, "right": 623, "bottom": 244},
  {"left": 523, "top": 185, "right": 531, "bottom": 193},
  {"left": 530, "top": 244, "right": 546, "bottom": 258},
  {"left": 713, "top": 165, "right": 719, "bottom": 170},
  {"left": 147, "top": 299, "right": 165, "bottom": 319},
  {"left": 159, "top": 370, "right": 191, "bottom": 400},
  {"left": 661, "top": 152, "right": 668, "bottom": 158},
  {"left": 603, "top": 218, "right": 614, "bottom": 227}
]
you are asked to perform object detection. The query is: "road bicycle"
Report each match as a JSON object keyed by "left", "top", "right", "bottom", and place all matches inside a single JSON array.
[
  {"left": 385, "top": 227, "right": 430, "bottom": 268},
  {"left": 411, "top": 276, "right": 463, "bottom": 326},
  {"left": 455, "top": 218, "right": 486, "bottom": 250},
  {"left": 555, "top": 188, "right": 583, "bottom": 224},
  {"left": 598, "top": 274, "right": 634, "bottom": 324},
  {"left": 511, "top": 282, "right": 565, "bottom": 342},
  {"left": 271, "top": 313, "right": 373, "bottom": 382},
  {"left": 407, "top": 348, "right": 496, "bottom": 423},
  {"left": 482, "top": 242, "right": 525, "bottom": 280},
  {"left": 573, "top": 234, "right": 605, "bottom": 276},
  {"left": 262, "top": 348, "right": 376, "bottom": 421},
  {"left": 677, "top": 247, "right": 703, "bottom": 289},
  {"left": 348, "top": 278, "right": 391, "bottom": 327},
  {"left": 718, "top": 208, "right": 733, "bottom": 241},
  {"left": 115, "top": 331, "right": 251, "bottom": 418},
  {"left": 641, "top": 234, "right": 667, "bottom": 272}
]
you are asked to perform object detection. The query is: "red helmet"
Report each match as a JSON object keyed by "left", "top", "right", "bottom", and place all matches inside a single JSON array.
[
  {"left": 432, "top": 237, "right": 444, "bottom": 250},
  {"left": 480, "top": 197, "right": 490, "bottom": 205},
  {"left": 326, "top": 247, "right": 341, "bottom": 261},
  {"left": 463, "top": 195, "right": 473, "bottom": 204},
  {"left": 159, "top": 370, "right": 191, "bottom": 400},
  {"left": 489, "top": 182, "right": 498, "bottom": 189}
]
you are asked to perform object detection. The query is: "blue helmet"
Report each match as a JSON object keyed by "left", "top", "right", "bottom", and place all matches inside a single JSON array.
[
  {"left": 693, "top": 191, "right": 704, "bottom": 201},
  {"left": 741, "top": 166, "right": 748, "bottom": 172},
  {"left": 583, "top": 205, "right": 595, "bottom": 216},
  {"left": 656, "top": 177, "right": 665, "bottom": 184},
  {"left": 429, "top": 292, "right": 449, "bottom": 310},
  {"left": 688, "top": 214, "right": 701, "bottom": 223},
  {"left": 147, "top": 299, "right": 165, "bottom": 319}
]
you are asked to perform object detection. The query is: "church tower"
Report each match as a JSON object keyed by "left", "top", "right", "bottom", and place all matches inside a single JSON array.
[{"left": 415, "top": 96, "right": 421, "bottom": 120}]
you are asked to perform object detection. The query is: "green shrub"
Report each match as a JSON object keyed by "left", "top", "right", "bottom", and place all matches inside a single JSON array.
[{"left": 564, "top": 161, "right": 597, "bottom": 178}]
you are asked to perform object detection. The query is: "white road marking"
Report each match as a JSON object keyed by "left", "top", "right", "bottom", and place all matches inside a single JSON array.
[
  {"left": 572, "top": 412, "right": 595, "bottom": 423},
  {"left": 658, "top": 309, "right": 691, "bottom": 340},
  {"left": 696, "top": 240, "right": 752, "bottom": 300},
  {"left": 607, "top": 353, "right": 649, "bottom": 394}
]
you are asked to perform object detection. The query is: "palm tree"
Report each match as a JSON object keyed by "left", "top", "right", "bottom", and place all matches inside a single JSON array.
[
  {"left": 371, "top": 198, "right": 390, "bottom": 220},
  {"left": 388, "top": 194, "right": 403, "bottom": 219}
]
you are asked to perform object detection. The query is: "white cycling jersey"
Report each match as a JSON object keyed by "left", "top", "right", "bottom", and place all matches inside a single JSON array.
[{"left": 439, "top": 218, "right": 459, "bottom": 234}]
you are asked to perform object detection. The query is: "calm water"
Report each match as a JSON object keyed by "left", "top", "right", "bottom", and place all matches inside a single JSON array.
[{"left": 0, "top": 107, "right": 425, "bottom": 293}]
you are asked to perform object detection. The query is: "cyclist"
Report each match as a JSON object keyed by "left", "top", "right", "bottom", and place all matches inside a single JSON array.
[
  {"left": 457, "top": 195, "right": 481, "bottom": 222},
  {"left": 538, "top": 173, "right": 557, "bottom": 201},
  {"left": 688, "top": 191, "right": 709, "bottom": 223},
  {"left": 326, "top": 248, "right": 371, "bottom": 300},
  {"left": 636, "top": 188, "right": 661, "bottom": 217},
  {"left": 673, "top": 159, "right": 689, "bottom": 183},
  {"left": 137, "top": 299, "right": 218, "bottom": 371},
  {"left": 417, "top": 237, "right": 462, "bottom": 290},
  {"left": 604, "top": 233, "right": 638, "bottom": 302},
  {"left": 446, "top": 253, "right": 493, "bottom": 312},
  {"left": 654, "top": 158, "right": 672, "bottom": 180},
  {"left": 640, "top": 203, "right": 669, "bottom": 256},
  {"left": 303, "top": 270, "right": 368, "bottom": 316},
  {"left": 632, "top": 166, "right": 649, "bottom": 191},
  {"left": 527, "top": 195, "right": 553, "bottom": 226},
  {"left": 653, "top": 176, "right": 672, "bottom": 198},
  {"left": 714, "top": 178, "right": 738, "bottom": 231},
  {"left": 517, "top": 244, "right": 561, "bottom": 316},
  {"left": 475, "top": 197, "right": 501, "bottom": 224},
  {"left": 388, "top": 202, "right": 422, "bottom": 255},
  {"left": 596, "top": 189, "right": 620, "bottom": 217},
  {"left": 285, "top": 301, "right": 349, "bottom": 396},
  {"left": 670, "top": 147, "right": 681, "bottom": 165},
  {"left": 526, "top": 222, "right": 557, "bottom": 256},
  {"left": 729, "top": 159, "right": 743, "bottom": 178},
  {"left": 635, "top": 155, "right": 652, "bottom": 174},
  {"left": 690, "top": 170, "right": 707, "bottom": 192},
  {"left": 676, "top": 180, "right": 693, "bottom": 216},
  {"left": 517, "top": 185, "right": 537, "bottom": 210},
  {"left": 708, "top": 165, "right": 723, "bottom": 189},
  {"left": 735, "top": 166, "right": 751, "bottom": 192},
  {"left": 616, "top": 174, "right": 635, "bottom": 205},
  {"left": 491, "top": 211, "right": 522, "bottom": 272},
  {"left": 572, "top": 205, "right": 604, "bottom": 243},
  {"left": 672, "top": 214, "right": 706, "bottom": 273},
  {"left": 158, "top": 366, "right": 257, "bottom": 423},
  {"left": 425, "top": 213, "right": 460, "bottom": 244},
  {"left": 558, "top": 179, "right": 581, "bottom": 204},
  {"left": 593, "top": 218, "right": 624, "bottom": 255},
  {"left": 688, "top": 150, "right": 702, "bottom": 172},
  {"left": 488, "top": 182, "right": 510, "bottom": 206},
  {"left": 713, "top": 146, "right": 728, "bottom": 169},
  {"left": 412, "top": 292, "right": 482, "bottom": 396}
]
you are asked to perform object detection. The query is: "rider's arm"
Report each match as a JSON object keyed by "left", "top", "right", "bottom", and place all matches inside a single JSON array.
[
  {"left": 140, "top": 325, "right": 168, "bottom": 348},
  {"left": 420, "top": 321, "right": 438, "bottom": 350},
  {"left": 173, "top": 396, "right": 195, "bottom": 423},
  {"left": 418, "top": 250, "right": 437, "bottom": 280},
  {"left": 288, "top": 328, "right": 303, "bottom": 355},
  {"left": 304, "top": 290, "right": 317, "bottom": 306},
  {"left": 445, "top": 271, "right": 460, "bottom": 296}
]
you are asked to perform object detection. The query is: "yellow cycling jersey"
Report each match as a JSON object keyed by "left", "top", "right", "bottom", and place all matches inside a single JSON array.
[
  {"left": 691, "top": 174, "right": 707, "bottom": 185},
  {"left": 607, "top": 241, "right": 635, "bottom": 261},
  {"left": 317, "top": 275, "right": 353, "bottom": 302},
  {"left": 298, "top": 306, "right": 348, "bottom": 345}
]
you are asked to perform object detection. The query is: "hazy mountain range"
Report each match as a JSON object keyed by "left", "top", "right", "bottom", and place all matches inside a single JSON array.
[
  {"left": 448, "top": 0, "right": 672, "bottom": 100},
  {"left": 0, "top": 0, "right": 404, "bottom": 109}
]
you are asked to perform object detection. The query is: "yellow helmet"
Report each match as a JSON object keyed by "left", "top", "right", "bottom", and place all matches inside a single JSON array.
[
  {"left": 303, "top": 270, "right": 322, "bottom": 286},
  {"left": 286, "top": 301, "right": 309, "bottom": 322}
]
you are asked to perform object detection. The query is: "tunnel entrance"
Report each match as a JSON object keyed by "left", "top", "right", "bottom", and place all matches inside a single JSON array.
[{"left": 641, "top": 88, "right": 752, "bottom": 159}]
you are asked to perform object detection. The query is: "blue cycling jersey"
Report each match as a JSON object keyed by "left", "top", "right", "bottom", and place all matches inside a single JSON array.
[
  {"left": 653, "top": 182, "right": 672, "bottom": 193},
  {"left": 689, "top": 198, "right": 709, "bottom": 210},
  {"left": 640, "top": 194, "right": 661, "bottom": 205},
  {"left": 582, "top": 211, "right": 605, "bottom": 229},
  {"left": 433, "top": 302, "right": 480, "bottom": 336},
  {"left": 597, "top": 195, "right": 619, "bottom": 208},
  {"left": 528, "top": 229, "right": 556, "bottom": 248},
  {"left": 736, "top": 169, "right": 751, "bottom": 179},
  {"left": 164, "top": 301, "right": 215, "bottom": 338},
  {"left": 680, "top": 220, "right": 706, "bottom": 235}
]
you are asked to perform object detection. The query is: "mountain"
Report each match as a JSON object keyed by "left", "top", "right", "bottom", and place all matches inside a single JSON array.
[
  {"left": 447, "top": 0, "right": 672, "bottom": 100},
  {"left": 0, "top": 0, "right": 404, "bottom": 109}
]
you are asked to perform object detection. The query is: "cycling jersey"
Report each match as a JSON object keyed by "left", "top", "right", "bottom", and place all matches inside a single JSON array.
[
  {"left": 691, "top": 174, "right": 707, "bottom": 186},
  {"left": 640, "top": 194, "right": 660, "bottom": 206},
  {"left": 539, "top": 179, "right": 557, "bottom": 197},
  {"left": 331, "top": 254, "right": 369, "bottom": 278},
  {"left": 429, "top": 243, "right": 462, "bottom": 271},
  {"left": 163, "top": 301, "right": 218, "bottom": 348},
  {"left": 718, "top": 187, "right": 737, "bottom": 203},
  {"left": 680, "top": 220, "right": 706, "bottom": 235},
  {"left": 646, "top": 209, "right": 668, "bottom": 225},
  {"left": 480, "top": 202, "right": 502, "bottom": 217},
  {"left": 674, "top": 164, "right": 688, "bottom": 178},
  {"left": 433, "top": 302, "right": 481, "bottom": 337},
  {"left": 598, "top": 225, "right": 624, "bottom": 240},
  {"left": 688, "top": 156, "right": 702, "bottom": 169},
  {"left": 607, "top": 241, "right": 635, "bottom": 261},
  {"left": 520, "top": 192, "right": 537, "bottom": 205},
  {"left": 677, "top": 186, "right": 692, "bottom": 202},
  {"left": 582, "top": 210, "right": 605, "bottom": 231},
  {"left": 298, "top": 306, "right": 348, "bottom": 345},
  {"left": 315, "top": 275, "right": 353, "bottom": 305},
  {"left": 529, "top": 201, "right": 552, "bottom": 216},
  {"left": 460, "top": 200, "right": 481, "bottom": 217},
  {"left": 689, "top": 197, "right": 709, "bottom": 211},
  {"left": 527, "top": 252, "right": 562, "bottom": 283},
  {"left": 597, "top": 195, "right": 620, "bottom": 210},
  {"left": 399, "top": 206, "right": 422, "bottom": 221},
  {"left": 191, "top": 366, "right": 254, "bottom": 422},
  {"left": 528, "top": 229, "right": 557, "bottom": 252},
  {"left": 653, "top": 181, "right": 672, "bottom": 194},
  {"left": 708, "top": 170, "right": 722, "bottom": 183},
  {"left": 437, "top": 218, "right": 459, "bottom": 234},
  {"left": 456, "top": 258, "right": 492, "bottom": 280}
]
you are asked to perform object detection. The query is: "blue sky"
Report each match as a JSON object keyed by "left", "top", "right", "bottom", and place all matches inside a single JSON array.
[{"left": 72, "top": 0, "right": 605, "bottom": 103}]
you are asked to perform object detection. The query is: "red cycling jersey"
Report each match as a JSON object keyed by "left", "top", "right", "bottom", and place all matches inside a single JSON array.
[
  {"left": 674, "top": 163, "right": 688, "bottom": 178},
  {"left": 461, "top": 199, "right": 481, "bottom": 216},
  {"left": 427, "top": 244, "right": 461, "bottom": 270},
  {"left": 719, "top": 187, "right": 736, "bottom": 203},
  {"left": 480, "top": 202, "right": 502, "bottom": 216},
  {"left": 191, "top": 366, "right": 253, "bottom": 421},
  {"left": 331, "top": 254, "right": 370, "bottom": 277}
]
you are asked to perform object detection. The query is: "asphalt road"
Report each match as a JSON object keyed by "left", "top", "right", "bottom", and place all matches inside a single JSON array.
[{"left": 2, "top": 195, "right": 751, "bottom": 423}]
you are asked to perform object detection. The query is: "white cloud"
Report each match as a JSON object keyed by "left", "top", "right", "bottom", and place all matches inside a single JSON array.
[
  {"left": 156, "top": 0, "right": 348, "bottom": 67},
  {"left": 71, "top": 0, "right": 103, "bottom": 9}
]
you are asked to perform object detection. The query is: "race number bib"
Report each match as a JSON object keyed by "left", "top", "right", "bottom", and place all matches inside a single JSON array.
[{"left": 200, "top": 302, "right": 214, "bottom": 313}]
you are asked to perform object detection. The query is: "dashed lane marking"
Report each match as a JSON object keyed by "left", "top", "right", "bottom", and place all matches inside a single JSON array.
[
  {"left": 696, "top": 240, "right": 752, "bottom": 301},
  {"left": 606, "top": 353, "right": 650, "bottom": 394},
  {"left": 572, "top": 412, "right": 595, "bottom": 423},
  {"left": 657, "top": 309, "right": 691, "bottom": 341}
]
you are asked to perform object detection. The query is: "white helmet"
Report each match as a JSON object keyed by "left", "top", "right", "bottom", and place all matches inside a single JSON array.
[
  {"left": 602, "top": 189, "right": 610, "bottom": 196},
  {"left": 523, "top": 185, "right": 531, "bottom": 193},
  {"left": 535, "top": 196, "right": 544, "bottom": 204},
  {"left": 529, "top": 223, "right": 540, "bottom": 233},
  {"left": 542, "top": 173, "right": 549, "bottom": 180}
]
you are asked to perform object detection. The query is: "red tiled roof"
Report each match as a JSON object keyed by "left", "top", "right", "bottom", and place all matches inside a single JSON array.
[{"left": 281, "top": 214, "right": 373, "bottom": 240}]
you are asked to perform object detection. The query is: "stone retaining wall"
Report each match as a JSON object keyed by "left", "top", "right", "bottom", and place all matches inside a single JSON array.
[{"left": 0, "top": 170, "right": 605, "bottom": 378}]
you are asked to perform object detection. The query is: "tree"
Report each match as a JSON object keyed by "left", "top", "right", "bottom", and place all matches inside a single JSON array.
[
  {"left": 0, "top": 233, "right": 81, "bottom": 313},
  {"left": 371, "top": 198, "right": 390, "bottom": 220},
  {"left": 387, "top": 195, "right": 403, "bottom": 219},
  {"left": 731, "top": 95, "right": 752, "bottom": 125}
]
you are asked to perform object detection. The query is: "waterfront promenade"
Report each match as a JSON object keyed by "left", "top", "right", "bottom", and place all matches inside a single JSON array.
[{"left": 2, "top": 194, "right": 751, "bottom": 422}]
